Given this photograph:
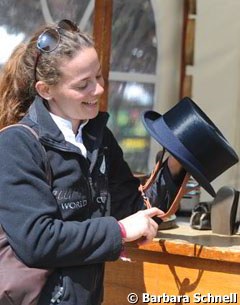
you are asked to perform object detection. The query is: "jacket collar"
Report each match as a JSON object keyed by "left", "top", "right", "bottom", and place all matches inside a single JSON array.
[{"left": 26, "top": 96, "right": 109, "bottom": 151}]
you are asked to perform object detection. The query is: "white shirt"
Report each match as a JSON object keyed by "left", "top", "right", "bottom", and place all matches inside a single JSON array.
[{"left": 50, "top": 112, "right": 88, "bottom": 158}]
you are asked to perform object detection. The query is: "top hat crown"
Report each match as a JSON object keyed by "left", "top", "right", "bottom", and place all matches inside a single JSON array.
[{"left": 142, "top": 97, "right": 239, "bottom": 197}]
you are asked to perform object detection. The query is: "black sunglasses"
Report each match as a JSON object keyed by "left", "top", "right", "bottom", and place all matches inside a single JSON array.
[{"left": 34, "top": 19, "right": 79, "bottom": 81}]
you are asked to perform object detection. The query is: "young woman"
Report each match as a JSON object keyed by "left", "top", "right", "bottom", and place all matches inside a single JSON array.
[{"left": 0, "top": 20, "right": 184, "bottom": 305}]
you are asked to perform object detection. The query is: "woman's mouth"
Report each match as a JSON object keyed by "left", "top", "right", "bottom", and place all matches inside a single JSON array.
[{"left": 82, "top": 100, "right": 98, "bottom": 106}]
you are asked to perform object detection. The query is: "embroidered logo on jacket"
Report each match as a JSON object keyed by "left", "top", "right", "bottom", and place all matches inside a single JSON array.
[{"left": 53, "top": 189, "right": 88, "bottom": 210}]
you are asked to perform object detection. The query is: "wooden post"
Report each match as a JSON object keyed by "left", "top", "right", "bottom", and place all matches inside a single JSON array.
[
  {"left": 93, "top": 0, "right": 113, "bottom": 111},
  {"left": 179, "top": 0, "right": 196, "bottom": 99}
]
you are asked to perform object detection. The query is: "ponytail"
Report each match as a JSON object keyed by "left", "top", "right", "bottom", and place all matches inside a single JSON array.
[{"left": 0, "top": 43, "right": 36, "bottom": 128}]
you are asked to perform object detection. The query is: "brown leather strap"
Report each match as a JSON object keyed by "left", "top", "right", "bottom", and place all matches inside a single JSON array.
[
  {"left": 138, "top": 150, "right": 198, "bottom": 219},
  {"left": 140, "top": 160, "right": 162, "bottom": 192},
  {"left": 160, "top": 173, "right": 191, "bottom": 218},
  {"left": 140, "top": 148, "right": 166, "bottom": 192}
]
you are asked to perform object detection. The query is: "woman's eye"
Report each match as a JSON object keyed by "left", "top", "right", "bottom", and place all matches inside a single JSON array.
[{"left": 78, "top": 82, "right": 88, "bottom": 90}]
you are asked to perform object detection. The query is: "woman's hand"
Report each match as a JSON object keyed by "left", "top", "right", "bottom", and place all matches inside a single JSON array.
[{"left": 118, "top": 207, "right": 164, "bottom": 245}]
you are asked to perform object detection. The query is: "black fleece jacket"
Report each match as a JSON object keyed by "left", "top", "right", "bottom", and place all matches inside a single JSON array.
[{"left": 0, "top": 97, "right": 178, "bottom": 305}]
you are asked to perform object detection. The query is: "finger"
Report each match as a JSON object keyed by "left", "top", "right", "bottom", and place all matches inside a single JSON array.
[
  {"left": 138, "top": 228, "right": 156, "bottom": 245},
  {"left": 144, "top": 221, "right": 158, "bottom": 241},
  {"left": 149, "top": 217, "right": 159, "bottom": 231},
  {"left": 137, "top": 218, "right": 159, "bottom": 245},
  {"left": 143, "top": 207, "right": 165, "bottom": 218}
]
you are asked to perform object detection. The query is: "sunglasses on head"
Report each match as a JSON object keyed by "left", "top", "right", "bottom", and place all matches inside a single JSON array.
[{"left": 34, "top": 19, "right": 79, "bottom": 81}]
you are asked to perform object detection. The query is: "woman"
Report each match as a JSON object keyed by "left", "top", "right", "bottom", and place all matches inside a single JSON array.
[{"left": 0, "top": 20, "right": 184, "bottom": 305}]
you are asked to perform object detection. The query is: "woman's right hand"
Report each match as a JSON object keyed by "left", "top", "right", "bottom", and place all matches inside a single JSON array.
[{"left": 118, "top": 207, "right": 164, "bottom": 245}]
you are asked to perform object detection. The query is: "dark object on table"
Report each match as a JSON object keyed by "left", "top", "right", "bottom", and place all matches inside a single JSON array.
[{"left": 211, "top": 186, "right": 239, "bottom": 235}]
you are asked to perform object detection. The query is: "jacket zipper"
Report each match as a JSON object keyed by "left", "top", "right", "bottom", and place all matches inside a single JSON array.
[{"left": 40, "top": 139, "right": 98, "bottom": 209}]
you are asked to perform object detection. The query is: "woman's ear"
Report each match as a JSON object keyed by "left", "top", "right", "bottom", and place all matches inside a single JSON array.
[{"left": 35, "top": 81, "right": 52, "bottom": 100}]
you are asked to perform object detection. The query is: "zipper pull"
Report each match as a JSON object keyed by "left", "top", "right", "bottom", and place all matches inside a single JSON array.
[
  {"left": 88, "top": 176, "right": 93, "bottom": 187},
  {"left": 88, "top": 176, "right": 96, "bottom": 198},
  {"left": 50, "top": 286, "right": 64, "bottom": 304}
]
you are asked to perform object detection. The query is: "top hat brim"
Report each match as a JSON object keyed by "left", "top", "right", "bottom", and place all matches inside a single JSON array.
[{"left": 142, "top": 110, "right": 216, "bottom": 197}]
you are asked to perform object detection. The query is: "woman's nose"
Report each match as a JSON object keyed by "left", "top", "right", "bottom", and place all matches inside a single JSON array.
[
  {"left": 96, "top": 82, "right": 104, "bottom": 95},
  {"left": 91, "top": 80, "right": 104, "bottom": 96}
]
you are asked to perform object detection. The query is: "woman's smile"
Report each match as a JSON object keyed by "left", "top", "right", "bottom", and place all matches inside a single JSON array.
[{"left": 39, "top": 47, "right": 104, "bottom": 132}]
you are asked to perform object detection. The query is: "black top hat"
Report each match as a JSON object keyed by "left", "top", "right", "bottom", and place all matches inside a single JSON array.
[{"left": 142, "top": 97, "right": 239, "bottom": 197}]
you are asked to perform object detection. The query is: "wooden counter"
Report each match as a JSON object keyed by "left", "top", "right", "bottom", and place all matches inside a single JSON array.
[{"left": 103, "top": 222, "right": 240, "bottom": 305}]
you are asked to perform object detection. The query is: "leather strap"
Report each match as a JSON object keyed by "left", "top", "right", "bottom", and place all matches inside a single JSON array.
[{"left": 138, "top": 150, "right": 197, "bottom": 219}]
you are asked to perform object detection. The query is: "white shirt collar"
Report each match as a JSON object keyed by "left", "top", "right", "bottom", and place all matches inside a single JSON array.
[{"left": 49, "top": 112, "right": 89, "bottom": 158}]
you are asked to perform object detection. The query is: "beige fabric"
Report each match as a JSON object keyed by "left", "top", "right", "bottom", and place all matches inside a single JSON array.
[{"left": 151, "top": 0, "right": 240, "bottom": 201}]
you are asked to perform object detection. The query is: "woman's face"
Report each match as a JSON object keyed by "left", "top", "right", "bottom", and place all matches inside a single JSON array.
[{"left": 46, "top": 47, "right": 104, "bottom": 129}]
